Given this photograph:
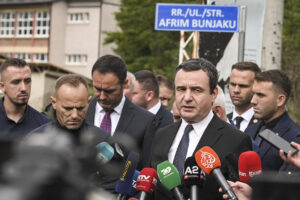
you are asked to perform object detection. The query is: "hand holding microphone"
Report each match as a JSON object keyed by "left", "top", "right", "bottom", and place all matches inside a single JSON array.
[
  {"left": 219, "top": 180, "right": 252, "bottom": 200},
  {"left": 195, "top": 146, "right": 238, "bottom": 200}
]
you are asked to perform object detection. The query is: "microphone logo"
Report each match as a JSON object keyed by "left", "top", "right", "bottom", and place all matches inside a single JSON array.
[
  {"left": 200, "top": 150, "right": 215, "bottom": 169},
  {"left": 161, "top": 166, "right": 172, "bottom": 176},
  {"left": 120, "top": 161, "right": 132, "bottom": 181}
]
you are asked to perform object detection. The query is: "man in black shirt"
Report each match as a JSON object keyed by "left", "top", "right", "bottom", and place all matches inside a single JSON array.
[
  {"left": 31, "top": 74, "right": 108, "bottom": 145},
  {"left": 0, "top": 58, "right": 49, "bottom": 138},
  {"left": 245, "top": 70, "right": 300, "bottom": 172}
]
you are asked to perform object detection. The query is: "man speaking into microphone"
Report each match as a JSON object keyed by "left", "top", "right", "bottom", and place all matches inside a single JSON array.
[{"left": 150, "top": 58, "right": 252, "bottom": 200}]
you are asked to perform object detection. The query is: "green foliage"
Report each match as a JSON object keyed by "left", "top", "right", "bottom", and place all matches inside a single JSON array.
[
  {"left": 104, "top": 0, "right": 201, "bottom": 80},
  {"left": 282, "top": 0, "right": 300, "bottom": 123}
]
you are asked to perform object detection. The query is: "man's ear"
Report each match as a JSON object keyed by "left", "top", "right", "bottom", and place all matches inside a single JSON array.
[
  {"left": 212, "top": 105, "right": 222, "bottom": 119},
  {"left": 212, "top": 87, "right": 218, "bottom": 104},
  {"left": 50, "top": 96, "right": 57, "bottom": 110},
  {"left": 277, "top": 94, "right": 286, "bottom": 107},
  {"left": 88, "top": 96, "right": 92, "bottom": 104},
  {"left": 145, "top": 91, "right": 154, "bottom": 102},
  {"left": 123, "top": 78, "right": 128, "bottom": 88}
]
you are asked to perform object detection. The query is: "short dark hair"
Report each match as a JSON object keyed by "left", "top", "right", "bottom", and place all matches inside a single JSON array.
[
  {"left": 175, "top": 58, "right": 218, "bottom": 94},
  {"left": 135, "top": 70, "right": 159, "bottom": 98},
  {"left": 91, "top": 55, "right": 127, "bottom": 84},
  {"left": 231, "top": 62, "right": 261, "bottom": 73},
  {"left": 255, "top": 70, "right": 291, "bottom": 103},
  {"left": 156, "top": 74, "right": 174, "bottom": 91},
  {"left": 0, "top": 58, "right": 29, "bottom": 81},
  {"left": 55, "top": 74, "right": 88, "bottom": 94}
]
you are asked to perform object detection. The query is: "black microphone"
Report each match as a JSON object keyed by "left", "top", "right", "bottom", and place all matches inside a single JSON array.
[{"left": 184, "top": 157, "right": 206, "bottom": 200}]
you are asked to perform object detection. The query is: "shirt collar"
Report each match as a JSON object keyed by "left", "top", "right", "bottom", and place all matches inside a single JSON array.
[
  {"left": 148, "top": 101, "right": 161, "bottom": 115},
  {"left": 95, "top": 95, "right": 126, "bottom": 115},
  {"left": 181, "top": 110, "right": 214, "bottom": 137},
  {"left": 232, "top": 107, "right": 254, "bottom": 123}
]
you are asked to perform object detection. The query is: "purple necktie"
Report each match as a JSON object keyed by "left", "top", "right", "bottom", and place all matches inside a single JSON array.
[{"left": 100, "top": 110, "right": 113, "bottom": 134}]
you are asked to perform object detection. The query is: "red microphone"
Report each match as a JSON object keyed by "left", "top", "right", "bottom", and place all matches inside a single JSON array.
[
  {"left": 195, "top": 146, "right": 238, "bottom": 200},
  {"left": 128, "top": 198, "right": 138, "bottom": 200},
  {"left": 136, "top": 168, "right": 158, "bottom": 200},
  {"left": 238, "top": 151, "right": 262, "bottom": 183}
]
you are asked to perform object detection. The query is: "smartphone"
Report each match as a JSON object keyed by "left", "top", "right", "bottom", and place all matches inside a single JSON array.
[{"left": 259, "top": 129, "right": 298, "bottom": 155}]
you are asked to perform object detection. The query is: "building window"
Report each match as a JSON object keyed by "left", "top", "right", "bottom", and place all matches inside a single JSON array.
[
  {"left": 0, "top": 12, "right": 15, "bottom": 37},
  {"left": 66, "top": 54, "right": 87, "bottom": 65},
  {"left": 17, "top": 12, "right": 33, "bottom": 37},
  {"left": 15, "top": 53, "right": 31, "bottom": 62},
  {"left": 68, "top": 12, "right": 89, "bottom": 23},
  {"left": 34, "top": 53, "right": 48, "bottom": 63},
  {"left": 35, "top": 11, "right": 50, "bottom": 37}
]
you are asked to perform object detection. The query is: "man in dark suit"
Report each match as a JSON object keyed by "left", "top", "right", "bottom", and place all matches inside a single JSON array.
[
  {"left": 132, "top": 70, "right": 173, "bottom": 129},
  {"left": 85, "top": 55, "right": 156, "bottom": 191},
  {"left": 227, "top": 62, "right": 261, "bottom": 131},
  {"left": 245, "top": 70, "right": 300, "bottom": 173},
  {"left": 150, "top": 58, "right": 252, "bottom": 200}
]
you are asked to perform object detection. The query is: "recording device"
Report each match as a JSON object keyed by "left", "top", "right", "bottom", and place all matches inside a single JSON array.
[
  {"left": 96, "top": 142, "right": 114, "bottom": 164},
  {"left": 239, "top": 151, "right": 262, "bottom": 184},
  {"left": 128, "top": 170, "right": 140, "bottom": 197},
  {"left": 184, "top": 157, "right": 205, "bottom": 200},
  {"left": 115, "top": 152, "right": 140, "bottom": 200},
  {"left": 136, "top": 168, "right": 158, "bottom": 200},
  {"left": 259, "top": 129, "right": 298, "bottom": 155},
  {"left": 157, "top": 160, "right": 186, "bottom": 200},
  {"left": 195, "top": 146, "right": 238, "bottom": 200}
]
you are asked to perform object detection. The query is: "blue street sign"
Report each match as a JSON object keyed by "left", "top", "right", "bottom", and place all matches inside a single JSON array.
[{"left": 155, "top": 3, "right": 240, "bottom": 32}]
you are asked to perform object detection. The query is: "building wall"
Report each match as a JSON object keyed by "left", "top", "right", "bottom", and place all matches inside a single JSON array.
[
  {"left": 99, "top": 0, "right": 120, "bottom": 57},
  {"left": 30, "top": 72, "right": 46, "bottom": 111}
]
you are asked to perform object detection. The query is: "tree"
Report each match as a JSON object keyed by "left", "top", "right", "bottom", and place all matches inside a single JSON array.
[
  {"left": 104, "top": 0, "right": 200, "bottom": 79},
  {"left": 282, "top": 0, "right": 300, "bottom": 123}
]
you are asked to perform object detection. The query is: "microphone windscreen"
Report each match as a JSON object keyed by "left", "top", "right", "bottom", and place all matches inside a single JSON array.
[
  {"left": 184, "top": 156, "right": 206, "bottom": 187},
  {"left": 195, "top": 146, "right": 221, "bottom": 174},
  {"left": 128, "top": 170, "right": 140, "bottom": 196},
  {"left": 157, "top": 160, "right": 181, "bottom": 191},
  {"left": 96, "top": 142, "right": 114, "bottom": 164},
  {"left": 238, "top": 151, "right": 262, "bottom": 184},
  {"left": 136, "top": 168, "right": 158, "bottom": 194},
  {"left": 115, "top": 152, "right": 140, "bottom": 194}
]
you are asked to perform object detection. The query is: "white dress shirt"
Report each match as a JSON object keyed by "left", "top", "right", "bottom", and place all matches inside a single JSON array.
[
  {"left": 168, "top": 110, "right": 214, "bottom": 163},
  {"left": 232, "top": 107, "right": 255, "bottom": 132},
  {"left": 94, "top": 95, "right": 126, "bottom": 136},
  {"left": 148, "top": 101, "right": 161, "bottom": 115}
]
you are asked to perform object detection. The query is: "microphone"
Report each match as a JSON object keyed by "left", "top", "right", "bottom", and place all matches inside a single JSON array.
[
  {"left": 195, "top": 146, "right": 238, "bottom": 200},
  {"left": 136, "top": 168, "right": 158, "bottom": 200},
  {"left": 115, "top": 152, "right": 140, "bottom": 200},
  {"left": 183, "top": 157, "right": 206, "bottom": 200},
  {"left": 128, "top": 198, "right": 138, "bottom": 200},
  {"left": 239, "top": 151, "right": 262, "bottom": 184},
  {"left": 128, "top": 170, "right": 140, "bottom": 197},
  {"left": 157, "top": 160, "right": 186, "bottom": 200},
  {"left": 224, "top": 153, "right": 239, "bottom": 182},
  {"left": 96, "top": 142, "right": 114, "bottom": 164}
]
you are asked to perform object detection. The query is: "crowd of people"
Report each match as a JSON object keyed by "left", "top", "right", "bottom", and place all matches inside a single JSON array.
[{"left": 1, "top": 55, "right": 300, "bottom": 200}]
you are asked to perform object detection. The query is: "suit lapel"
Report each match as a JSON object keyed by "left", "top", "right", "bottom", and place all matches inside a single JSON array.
[
  {"left": 114, "top": 98, "right": 134, "bottom": 136},
  {"left": 193, "top": 115, "right": 224, "bottom": 154},
  {"left": 86, "top": 97, "right": 97, "bottom": 124}
]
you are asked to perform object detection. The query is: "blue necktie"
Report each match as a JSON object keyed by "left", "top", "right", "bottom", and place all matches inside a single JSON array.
[{"left": 173, "top": 124, "right": 193, "bottom": 177}]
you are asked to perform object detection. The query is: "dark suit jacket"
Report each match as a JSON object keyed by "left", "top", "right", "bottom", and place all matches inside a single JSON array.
[
  {"left": 150, "top": 114, "right": 252, "bottom": 200},
  {"left": 86, "top": 97, "right": 157, "bottom": 192},
  {"left": 245, "top": 112, "right": 300, "bottom": 172},
  {"left": 154, "top": 105, "right": 173, "bottom": 129}
]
